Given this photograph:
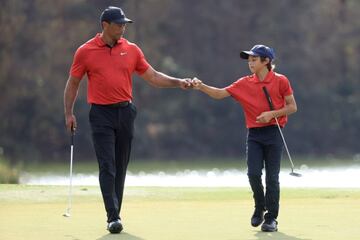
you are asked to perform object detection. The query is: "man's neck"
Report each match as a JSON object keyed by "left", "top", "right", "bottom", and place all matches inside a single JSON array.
[
  {"left": 256, "top": 68, "right": 269, "bottom": 81},
  {"left": 100, "top": 32, "right": 117, "bottom": 47}
]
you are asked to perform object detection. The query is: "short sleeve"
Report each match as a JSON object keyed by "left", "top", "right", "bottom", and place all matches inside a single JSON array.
[
  {"left": 279, "top": 75, "right": 293, "bottom": 96},
  {"left": 225, "top": 78, "right": 244, "bottom": 96},
  {"left": 70, "top": 47, "right": 87, "bottom": 79},
  {"left": 134, "top": 45, "right": 150, "bottom": 75}
]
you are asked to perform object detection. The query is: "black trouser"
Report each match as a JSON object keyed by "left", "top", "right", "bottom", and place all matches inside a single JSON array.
[
  {"left": 89, "top": 102, "right": 137, "bottom": 223},
  {"left": 246, "top": 125, "right": 283, "bottom": 220}
]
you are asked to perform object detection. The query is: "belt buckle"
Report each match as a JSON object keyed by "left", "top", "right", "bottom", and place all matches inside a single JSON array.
[{"left": 116, "top": 101, "right": 129, "bottom": 108}]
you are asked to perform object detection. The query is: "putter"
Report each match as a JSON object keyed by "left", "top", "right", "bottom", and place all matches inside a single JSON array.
[
  {"left": 262, "top": 87, "right": 302, "bottom": 177},
  {"left": 63, "top": 128, "right": 75, "bottom": 217}
]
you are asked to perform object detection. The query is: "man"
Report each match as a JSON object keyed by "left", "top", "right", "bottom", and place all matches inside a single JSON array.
[{"left": 64, "top": 6, "right": 192, "bottom": 234}]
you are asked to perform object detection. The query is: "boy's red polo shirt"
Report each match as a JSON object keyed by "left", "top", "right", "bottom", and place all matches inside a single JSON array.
[
  {"left": 70, "top": 34, "right": 150, "bottom": 104},
  {"left": 226, "top": 70, "right": 293, "bottom": 128}
]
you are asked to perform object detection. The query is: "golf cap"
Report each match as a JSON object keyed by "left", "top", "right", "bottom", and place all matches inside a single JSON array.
[
  {"left": 240, "top": 45, "right": 275, "bottom": 60},
  {"left": 100, "top": 6, "right": 133, "bottom": 24}
]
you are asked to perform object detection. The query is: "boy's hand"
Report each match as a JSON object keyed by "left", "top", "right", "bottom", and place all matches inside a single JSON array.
[
  {"left": 256, "top": 111, "right": 274, "bottom": 123},
  {"left": 191, "top": 78, "right": 203, "bottom": 90}
]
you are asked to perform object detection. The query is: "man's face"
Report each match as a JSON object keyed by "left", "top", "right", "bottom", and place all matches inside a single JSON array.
[
  {"left": 247, "top": 55, "right": 269, "bottom": 73},
  {"left": 103, "top": 22, "right": 126, "bottom": 41}
]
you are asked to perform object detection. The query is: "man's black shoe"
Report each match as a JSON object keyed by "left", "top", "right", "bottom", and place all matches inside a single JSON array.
[
  {"left": 107, "top": 219, "right": 123, "bottom": 234},
  {"left": 261, "top": 218, "right": 278, "bottom": 232},
  {"left": 251, "top": 209, "right": 264, "bottom": 227}
]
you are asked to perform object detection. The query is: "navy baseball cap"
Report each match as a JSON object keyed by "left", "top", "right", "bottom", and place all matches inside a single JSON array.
[
  {"left": 240, "top": 45, "right": 275, "bottom": 60},
  {"left": 100, "top": 6, "right": 133, "bottom": 24}
]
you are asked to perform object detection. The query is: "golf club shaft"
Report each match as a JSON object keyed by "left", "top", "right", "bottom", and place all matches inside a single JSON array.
[
  {"left": 66, "top": 132, "right": 74, "bottom": 214},
  {"left": 273, "top": 117, "right": 295, "bottom": 171},
  {"left": 262, "top": 86, "right": 296, "bottom": 172}
]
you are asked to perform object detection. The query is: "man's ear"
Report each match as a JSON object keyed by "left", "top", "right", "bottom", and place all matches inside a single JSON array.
[{"left": 101, "top": 21, "right": 109, "bottom": 30}]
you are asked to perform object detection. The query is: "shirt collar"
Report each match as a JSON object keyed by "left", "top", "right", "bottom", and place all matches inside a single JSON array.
[
  {"left": 94, "top": 33, "right": 124, "bottom": 47},
  {"left": 250, "top": 70, "right": 274, "bottom": 83}
]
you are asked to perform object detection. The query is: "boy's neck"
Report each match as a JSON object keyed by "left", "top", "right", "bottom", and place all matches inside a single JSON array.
[{"left": 256, "top": 67, "right": 270, "bottom": 81}]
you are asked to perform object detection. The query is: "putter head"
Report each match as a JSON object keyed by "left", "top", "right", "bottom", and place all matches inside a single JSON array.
[
  {"left": 63, "top": 212, "right": 71, "bottom": 217},
  {"left": 289, "top": 172, "right": 302, "bottom": 177}
]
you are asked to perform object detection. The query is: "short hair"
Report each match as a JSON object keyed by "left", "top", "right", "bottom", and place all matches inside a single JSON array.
[{"left": 260, "top": 56, "right": 275, "bottom": 71}]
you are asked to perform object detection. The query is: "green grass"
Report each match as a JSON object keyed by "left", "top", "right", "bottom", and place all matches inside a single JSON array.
[
  {"left": 21, "top": 158, "right": 247, "bottom": 174},
  {"left": 19, "top": 156, "right": 360, "bottom": 175},
  {"left": 1, "top": 185, "right": 360, "bottom": 240}
]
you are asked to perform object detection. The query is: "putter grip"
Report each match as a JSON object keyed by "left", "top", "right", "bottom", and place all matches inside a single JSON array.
[
  {"left": 71, "top": 128, "right": 75, "bottom": 146},
  {"left": 262, "top": 87, "right": 274, "bottom": 111}
]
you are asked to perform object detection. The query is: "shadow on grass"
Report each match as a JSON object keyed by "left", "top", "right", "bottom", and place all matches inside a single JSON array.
[
  {"left": 254, "top": 231, "right": 312, "bottom": 240},
  {"left": 97, "top": 232, "right": 145, "bottom": 240}
]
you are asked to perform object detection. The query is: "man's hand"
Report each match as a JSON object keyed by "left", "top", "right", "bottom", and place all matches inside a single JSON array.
[
  {"left": 256, "top": 111, "right": 274, "bottom": 123},
  {"left": 179, "top": 78, "right": 193, "bottom": 89},
  {"left": 191, "top": 77, "right": 203, "bottom": 90},
  {"left": 65, "top": 114, "right": 77, "bottom": 132}
]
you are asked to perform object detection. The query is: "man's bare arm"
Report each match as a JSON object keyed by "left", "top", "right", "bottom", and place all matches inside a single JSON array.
[
  {"left": 140, "top": 66, "right": 191, "bottom": 89},
  {"left": 64, "top": 76, "right": 81, "bottom": 131}
]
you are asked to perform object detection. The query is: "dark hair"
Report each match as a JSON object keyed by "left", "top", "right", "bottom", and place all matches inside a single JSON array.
[{"left": 260, "top": 56, "right": 275, "bottom": 71}]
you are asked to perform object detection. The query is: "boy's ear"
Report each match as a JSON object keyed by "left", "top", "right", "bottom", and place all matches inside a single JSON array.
[{"left": 263, "top": 57, "right": 271, "bottom": 65}]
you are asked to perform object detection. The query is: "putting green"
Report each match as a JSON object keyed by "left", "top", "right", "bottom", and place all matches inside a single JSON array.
[{"left": 0, "top": 185, "right": 359, "bottom": 240}]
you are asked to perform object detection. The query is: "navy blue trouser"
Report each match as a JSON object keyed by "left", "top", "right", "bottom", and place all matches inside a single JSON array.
[
  {"left": 246, "top": 125, "right": 283, "bottom": 220},
  {"left": 89, "top": 103, "right": 137, "bottom": 223}
]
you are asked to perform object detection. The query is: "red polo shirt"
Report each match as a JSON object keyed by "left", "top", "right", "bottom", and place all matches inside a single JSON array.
[
  {"left": 226, "top": 70, "right": 293, "bottom": 128},
  {"left": 70, "top": 34, "right": 150, "bottom": 104}
]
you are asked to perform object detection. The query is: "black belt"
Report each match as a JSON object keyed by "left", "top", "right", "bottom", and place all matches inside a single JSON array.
[
  {"left": 92, "top": 101, "right": 130, "bottom": 108},
  {"left": 249, "top": 125, "right": 279, "bottom": 130}
]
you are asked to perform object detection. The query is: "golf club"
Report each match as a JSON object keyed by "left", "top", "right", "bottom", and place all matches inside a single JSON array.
[
  {"left": 262, "top": 86, "right": 302, "bottom": 177},
  {"left": 63, "top": 128, "right": 75, "bottom": 217}
]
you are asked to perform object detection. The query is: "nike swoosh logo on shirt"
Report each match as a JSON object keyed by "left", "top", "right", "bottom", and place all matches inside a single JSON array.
[{"left": 120, "top": 52, "right": 127, "bottom": 56}]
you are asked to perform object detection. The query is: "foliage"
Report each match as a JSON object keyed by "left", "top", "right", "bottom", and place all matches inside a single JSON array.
[
  {"left": 0, "top": 157, "right": 19, "bottom": 183},
  {"left": 0, "top": 0, "right": 359, "bottom": 162}
]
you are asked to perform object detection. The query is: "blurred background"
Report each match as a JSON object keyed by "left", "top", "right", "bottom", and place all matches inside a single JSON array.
[{"left": 0, "top": 0, "right": 359, "bottom": 183}]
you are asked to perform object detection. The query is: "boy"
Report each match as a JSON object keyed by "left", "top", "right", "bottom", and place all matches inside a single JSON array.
[{"left": 192, "top": 45, "right": 297, "bottom": 232}]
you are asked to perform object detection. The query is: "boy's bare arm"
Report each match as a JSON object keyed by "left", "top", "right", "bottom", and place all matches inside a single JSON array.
[
  {"left": 256, "top": 94, "right": 297, "bottom": 123},
  {"left": 192, "top": 78, "right": 230, "bottom": 99}
]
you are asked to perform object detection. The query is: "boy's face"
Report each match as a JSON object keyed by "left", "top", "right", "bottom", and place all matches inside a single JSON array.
[{"left": 247, "top": 55, "right": 269, "bottom": 73}]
